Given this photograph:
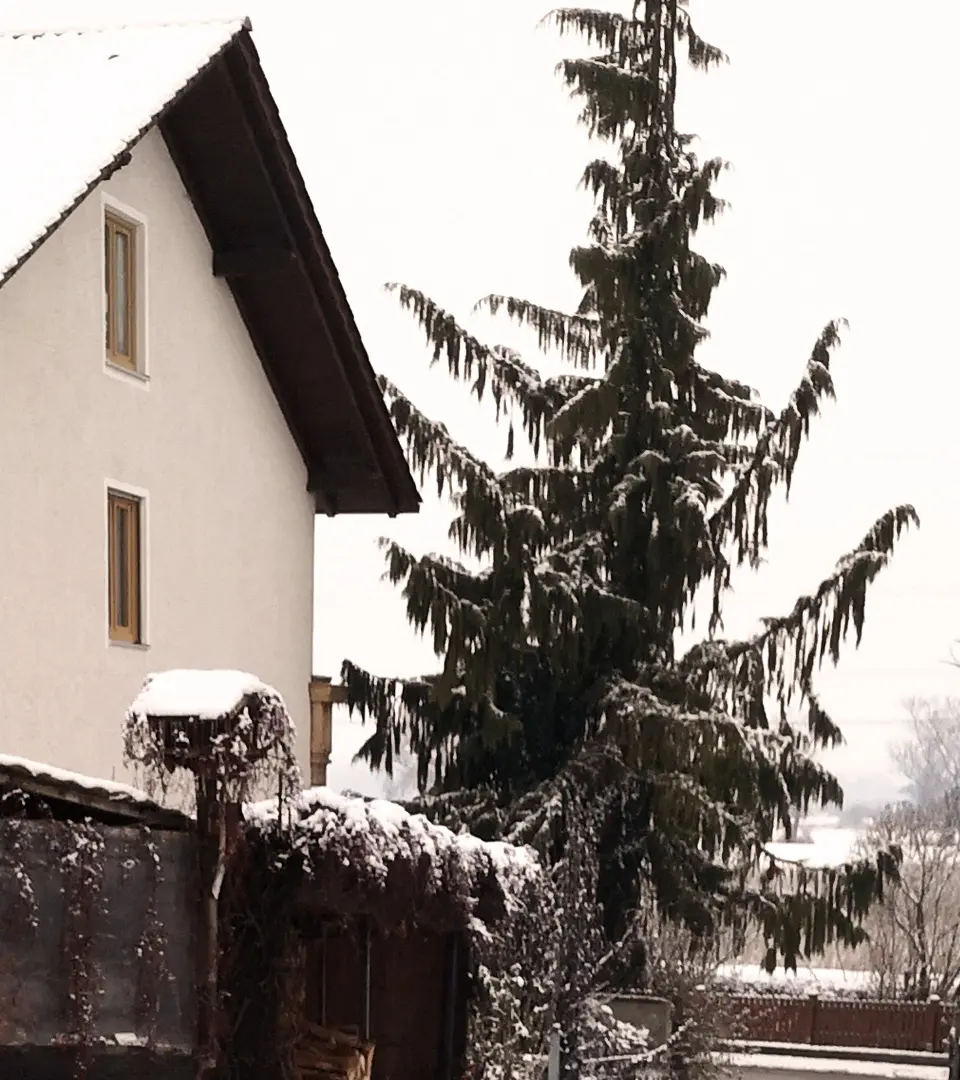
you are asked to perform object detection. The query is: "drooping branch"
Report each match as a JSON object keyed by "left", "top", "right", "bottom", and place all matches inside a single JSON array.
[{"left": 474, "top": 293, "right": 604, "bottom": 369}]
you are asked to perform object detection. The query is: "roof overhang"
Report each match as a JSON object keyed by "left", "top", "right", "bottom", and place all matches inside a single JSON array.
[{"left": 160, "top": 30, "right": 420, "bottom": 516}]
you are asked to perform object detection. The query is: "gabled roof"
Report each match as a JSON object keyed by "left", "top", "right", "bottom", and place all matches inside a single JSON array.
[{"left": 0, "top": 18, "right": 420, "bottom": 516}]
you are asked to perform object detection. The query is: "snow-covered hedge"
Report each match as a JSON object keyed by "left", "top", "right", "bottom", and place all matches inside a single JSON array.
[
  {"left": 247, "top": 785, "right": 542, "bottom": 934},
  {"left": 715, "top": 964, "right": 876, "bottom": 1001}
]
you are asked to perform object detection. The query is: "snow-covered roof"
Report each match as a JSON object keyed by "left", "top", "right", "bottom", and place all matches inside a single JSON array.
[
  {"left": 0, "top": 752, "right": 188, "bottom": 827},
  {"left": 127, "top": 669, "right": 280, "bottom": 721},
  {"left": 0, "top": 16, "right": 420, "bottom": 518},
  {"left": 0, "top": 17, "right": 247, "bottom": 284},
  {"left": 247, "top": 786, "right": 543, "bottom": 932}
]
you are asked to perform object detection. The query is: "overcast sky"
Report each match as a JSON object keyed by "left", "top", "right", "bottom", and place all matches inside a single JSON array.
[{"left": 8, "top": 0, "right": 959, "bottom": 802}]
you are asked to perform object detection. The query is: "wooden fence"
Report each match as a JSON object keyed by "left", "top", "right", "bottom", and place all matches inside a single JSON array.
[{"left": 725, "top": 994, "right": 952, "bottom": 1052}]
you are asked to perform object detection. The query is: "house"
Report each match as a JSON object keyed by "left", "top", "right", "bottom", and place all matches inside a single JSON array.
[{"left": 0, "top": 18, "right": 419, "bottom": 782}]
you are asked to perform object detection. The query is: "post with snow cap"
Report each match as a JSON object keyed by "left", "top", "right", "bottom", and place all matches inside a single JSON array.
[
  {"left": 123, "top": 669, "right": 301, "bottom": 1080},
  {"left": 309, "top": 676, "right": 347, "bottom": 787}
]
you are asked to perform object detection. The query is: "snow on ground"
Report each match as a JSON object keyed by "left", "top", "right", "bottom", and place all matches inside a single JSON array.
[{"left": 723, "top": 1053, "right": 945, "bottom": 1079}]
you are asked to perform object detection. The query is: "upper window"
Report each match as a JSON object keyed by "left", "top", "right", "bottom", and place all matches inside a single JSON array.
[
  {"left": 104, "top": 210, "right": 138, "bottom": 372},
  {"left": 108, "top": 489, "right": 142, "bottom": 644}
]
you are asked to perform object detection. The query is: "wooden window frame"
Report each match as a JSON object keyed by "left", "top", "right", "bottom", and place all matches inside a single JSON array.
[
  {"left": 107, "top": 490, "right": 142, "bottom": 644},
  {"left": 104, "top": 210, "right": 138, "bottom": 372}
]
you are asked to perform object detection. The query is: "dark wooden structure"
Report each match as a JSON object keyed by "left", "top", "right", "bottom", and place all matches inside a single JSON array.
[
  {"left": 223, "top": 833, "right": 473, "bottom": 1080},
  {"left": 301, "top": 917, "right": 467, "bottom": 1080},
  {"left": 226, "top": 788, "right": 540, "bottom": 1080},
  {"left": 0, "top": 758, "right": 195, "bottom": 1080}
]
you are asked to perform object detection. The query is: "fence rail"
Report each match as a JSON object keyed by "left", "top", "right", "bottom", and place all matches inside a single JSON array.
[{"left": 722, "top": 994, "right": 952, "bottom": 1053}]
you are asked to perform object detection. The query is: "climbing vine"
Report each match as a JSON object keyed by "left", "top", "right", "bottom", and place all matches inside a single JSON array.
[
  {"left": 134, "top": 825, "right": 173, "bottom": 1045},
  {"left": 123, "top": 680, "right": 302, "bottom": 807},
  {"left": 0, "top": 798, "right": 180, "bottom": 1074},
  {"left": 0, "top": 809, "right": 40, "bottom": 932},
  {"left": 220, "top": 831, "right": 304, "bottom": 1076},
  {"left": 57, "top": 822, "right": 106, "bottom": 1078},
  {"left": 0, "top": 809, "right": 40, "bottom": 1045}
]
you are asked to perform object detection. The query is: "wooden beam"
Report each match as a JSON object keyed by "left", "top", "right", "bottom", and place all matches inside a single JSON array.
[
  {"left": 308, "top": 678, "right": 347, "bottom": 786},
  {"left": 212, "top": 245, "right": 299, "bottom": 278},
  {"left": 309, "top": 678, "right": 348, "bottom": 707}
]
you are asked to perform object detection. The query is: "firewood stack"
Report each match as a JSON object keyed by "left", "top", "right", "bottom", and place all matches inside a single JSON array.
[{"left": 293, "top": 1021, "right": 376, "bottom": 1080}]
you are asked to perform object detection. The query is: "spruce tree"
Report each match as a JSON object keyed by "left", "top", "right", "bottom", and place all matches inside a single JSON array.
[{"left": 343, "top": 1, "right": 915, "bottom": 972}]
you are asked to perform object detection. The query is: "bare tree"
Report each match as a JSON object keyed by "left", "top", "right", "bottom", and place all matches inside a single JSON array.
[
  {"left": 859, "top": 800, "right": 960, "bottom": 999},
  {"left": 893, "top": 697, "right": 960, "bottom": 807}
]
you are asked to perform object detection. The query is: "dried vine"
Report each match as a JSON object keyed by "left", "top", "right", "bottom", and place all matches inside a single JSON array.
[
  {"left": 123, "top": 678, "right": 303, "bottom": 1077},
  {"left": 134, "top": 825, "right": 173, "bottom": 1045},
  {"left": 57, "top": 822, "right": 106, "bottom": 1077},
  {"left": 0, "top": 812, "right": 40, "bottom": 1043},
  {"left": 123, "top": 681, "right": 302, "bottom": 807},
  {"left": 0, "top": 812, "right": 40, "bottom": 932},
  {"left": 0, "top": 790, "right": 186, "bottom": 1077}
]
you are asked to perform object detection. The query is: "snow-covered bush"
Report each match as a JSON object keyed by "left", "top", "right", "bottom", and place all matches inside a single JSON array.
[{"left": 124, "top": 669, "right": 301, "bottom": 805}]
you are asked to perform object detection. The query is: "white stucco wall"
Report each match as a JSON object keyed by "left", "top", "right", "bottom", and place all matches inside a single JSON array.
[{"left": 0, "top": 128, "right": 315, "bottom": 783}]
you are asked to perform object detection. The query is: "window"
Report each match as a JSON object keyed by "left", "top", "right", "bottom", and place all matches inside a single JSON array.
[
  {"left": 108, "top": 490, "right": 141, "bottom": 643},
  {"left": 104, "top": 211, "right": 137, "bottom": 371}
]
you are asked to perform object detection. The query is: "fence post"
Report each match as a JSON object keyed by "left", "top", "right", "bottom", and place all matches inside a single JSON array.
[
  {"left": 947, "top": 1023, "right": 959, "bottom": 1080},
  {"left": 547, "top": 1025, "right": 562, "bottom": 1080},
  {"left": 928, "top": 995, "right": 942, "bottom": 1053},
  {"left": 808, "top": 990, "right": 819, "bottom": 1045}
]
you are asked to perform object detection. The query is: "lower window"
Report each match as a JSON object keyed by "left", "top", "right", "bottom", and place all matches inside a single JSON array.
[{"left": 107, "top": 490, "right": 142, "bottom": 643}]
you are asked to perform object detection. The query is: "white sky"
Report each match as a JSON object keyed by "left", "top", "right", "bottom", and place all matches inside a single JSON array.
[{"left": 6, "top": 0, "right": 958, "bottom": 802}]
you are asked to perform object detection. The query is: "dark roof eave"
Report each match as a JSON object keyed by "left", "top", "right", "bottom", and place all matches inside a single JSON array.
[{"left": 232, "top": 33, "right": 420, "bottom": 518}]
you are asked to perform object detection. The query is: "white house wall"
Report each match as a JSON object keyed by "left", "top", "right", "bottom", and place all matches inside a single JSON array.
[{"left": 0, "top": 128, "right": 315, "bottom": 783}]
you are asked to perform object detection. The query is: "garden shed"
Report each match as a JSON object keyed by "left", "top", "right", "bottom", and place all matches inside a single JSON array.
[
  {"left": 0, "top": 753, "right": 195, "bottom": 1080},
  {"left": 228, "top": 787, "right": 544, "bottom": 1080}
]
